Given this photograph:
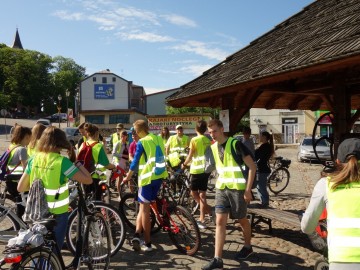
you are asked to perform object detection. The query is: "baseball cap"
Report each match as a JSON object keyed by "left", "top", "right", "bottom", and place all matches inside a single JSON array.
[
  {"left": 337, "top": 138, "right": 360, "bottom": 163},
  {"left": 116, "top": 123, "right": 124, "bottom": 129},
  {"left": 176, "top": 125, "right": 183, "bottom": 130}
]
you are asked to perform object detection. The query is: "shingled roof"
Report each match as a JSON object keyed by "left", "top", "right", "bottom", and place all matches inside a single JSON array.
[{"left": 166, "top": 0, "right": 360, "bottom": 112}]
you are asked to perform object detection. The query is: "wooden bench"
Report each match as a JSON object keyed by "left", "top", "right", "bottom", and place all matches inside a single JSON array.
[{"left": 247, "top": 206, "right": 300, "bottom": 234}]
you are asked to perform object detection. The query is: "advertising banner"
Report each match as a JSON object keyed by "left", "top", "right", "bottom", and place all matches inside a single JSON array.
[
  {"left": 94, "top": 84, "right": 115, "bottom": 99},
  {"left": 147, "top": 114, "right": 212, "bottom": 131}
]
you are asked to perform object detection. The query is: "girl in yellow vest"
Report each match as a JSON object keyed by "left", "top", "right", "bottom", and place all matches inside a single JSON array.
[
  {"left": 182, "top": 120, "right": 212, "bottom": 229},
  {"left": 6, "top": 125, "right": 31, "bottom": 218},
  {"left": 79, "top": 123, "right": 116, "bottom": 200},
  {"left": 18, "top": 126, "right": 92, "bottom": 250},
  {"left": 159, "top": 126, "right": 170, "bottom": 146},
  {"left": 301, "top": 138, "right": 360, "bottom": 269},
  {"left": 123, "top": 119, "right": 168, "bottom": 252},
  {"left": 27, "top": 123, "right": 46, "bottom": 158},
  {"left": 112, "top": 130, "right": 129, "bottom": 196}
]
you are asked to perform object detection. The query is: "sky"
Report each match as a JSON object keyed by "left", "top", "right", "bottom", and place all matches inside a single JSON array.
[{"left": 1, "top": 0, "right": 314, "bottom": 95}]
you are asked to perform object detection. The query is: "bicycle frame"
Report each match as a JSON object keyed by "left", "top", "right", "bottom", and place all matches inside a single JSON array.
[{"left": 0, "top": 204, "right": 28, "bottom": 243}]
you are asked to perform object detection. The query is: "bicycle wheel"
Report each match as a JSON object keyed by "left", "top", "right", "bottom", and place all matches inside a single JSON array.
[
  {"left": 119, "top": 178, "right": 137, "bottom": 199},
  {"left": 66, "top": 202, "right": 125, "bottom": 257},
  {"left": 118, "top": 193, "right": 160, "bottom": 234},
  {"left": 0, "top": 205, "right": 22, "bottom": 243},
  {"left": 81, "top": 212, "right": 111, "bottom": 270},
  {"left": 179, "top": 188, "right": 199, "bottom": 215},
  {"left": 167, "top": 205, "right": 201, "bottom": 255},
  {"left": 268, "top": 167, "right": 290, "bottom": 194},
  {"left": 10, "top": 246, "right": 62, "bottom": 270}
]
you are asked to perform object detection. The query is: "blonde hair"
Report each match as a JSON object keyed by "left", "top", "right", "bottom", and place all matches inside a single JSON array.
[
  {"left": 28, "top": 123, "right": 46, "bottom": 149},
  {"left": 37, "top": 126, "right": 71, "bottom": 153},
  {"left": 133, "top": 119, "right": 148, "bottom": 134},
  {"left": 330, "top": 156, "right": 360, "bottom": 190}
]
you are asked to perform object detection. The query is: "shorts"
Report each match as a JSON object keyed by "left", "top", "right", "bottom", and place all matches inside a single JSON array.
[
  {"left": 138, "top": 179, "right": 163, "bottom": 203},
  {"left": 215, "top": 188, "right": 247, "bottom": 220},
  {"left": 190, "top": 173, "right": 210, "bottom": 192}
]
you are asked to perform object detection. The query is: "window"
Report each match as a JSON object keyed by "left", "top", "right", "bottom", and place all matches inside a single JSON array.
[
  {"left": 109, "top": 114, "right": 130, "bottom": 124},
  {"left": 112, "top": 77, "right": 116, "bottom": 82},
  {"left": 93, "top": 77, "right": 96, "bottom": 82},
  {"left": 85, "top": 115, "right": 105, "bottom": 124},
  {"left": 102, "top": 77, "right": 107, "bottom": 83}
]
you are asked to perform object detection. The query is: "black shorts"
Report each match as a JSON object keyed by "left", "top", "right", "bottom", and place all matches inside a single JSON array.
[{"left": 190, "top": 173, "right": 210, "bottom": 192}]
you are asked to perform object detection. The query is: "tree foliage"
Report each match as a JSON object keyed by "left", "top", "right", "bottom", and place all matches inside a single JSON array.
[{"left": 0, "top": 45, "right": 85, "bottom": 116}]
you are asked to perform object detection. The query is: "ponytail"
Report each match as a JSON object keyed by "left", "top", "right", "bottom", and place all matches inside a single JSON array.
[{"left": 330, "top": 156, "right": 360, "bottom": 190}]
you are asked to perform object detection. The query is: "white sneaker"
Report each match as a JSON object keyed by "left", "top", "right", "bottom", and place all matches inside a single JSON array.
[
  {"left": 141, "top": 244, "right": 153, "bottom": 252},
  {"left": 197, "top": 221, "right": 207, "bottom": 229}
]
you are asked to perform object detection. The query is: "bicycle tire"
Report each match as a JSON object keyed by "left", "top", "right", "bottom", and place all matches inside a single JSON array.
[
  {"left": 178, "top": 188, "right": 199, "bottom": 215},
  {"left": 10, "top": 246, "right": 62, "bottom": 270},
  {"left": 119, "top": 177, "right": 137, "bottom": 199},
  {"left": 268, "top": 167, "right": 290, "bottom": 194},
  {"left": 207, "top": 170, "right": 217, "bottom": 192},
  {"left": 0, "top": 205, "right": 22, "bottom": 243},
  {"left": 118, "top": 193, "right": 160, "bottom": 234},
  {"left": 167, "top": 205, "right": 201, "bottom": 255},
  {"left": 81, "top": 212, "right": 111, "bottom": 270},
  {"left": 66, "top": 202, "right": 125, "bottom": 257}
]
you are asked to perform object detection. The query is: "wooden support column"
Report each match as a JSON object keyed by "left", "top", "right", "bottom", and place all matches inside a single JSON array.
[{"left": 332, "top": 80, "right": 351, "bottom": 156}]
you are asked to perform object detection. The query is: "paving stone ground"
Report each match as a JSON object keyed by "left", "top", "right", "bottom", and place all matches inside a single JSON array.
[{"left": 0, "top": 126, "right": 325, "bottom": 269}]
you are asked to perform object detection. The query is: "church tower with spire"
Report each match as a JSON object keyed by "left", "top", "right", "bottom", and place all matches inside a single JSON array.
[{"left": 12, "top": 28, "right": 23, "bottom": 49}]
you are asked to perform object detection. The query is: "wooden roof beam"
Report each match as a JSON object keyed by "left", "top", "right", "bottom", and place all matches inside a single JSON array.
[
  {"left": 265, "top": 94, "right": 283, "bottom": 110},
  {"left": 288, "top": 96, "right": 306, "bottom": 110}
]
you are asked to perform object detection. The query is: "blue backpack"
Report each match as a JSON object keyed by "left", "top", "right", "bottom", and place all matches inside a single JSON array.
[{"left": 0, "top": 146, "right": 19, "bottom": 181}]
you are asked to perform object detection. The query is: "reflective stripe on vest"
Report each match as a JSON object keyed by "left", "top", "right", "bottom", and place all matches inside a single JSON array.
[
  {"left": 190, "top": 135, "right": 210, "bottom": 174},
  {"left": 327, "top": 180, "right": 360, "bottom": 263},
  {"left": 138, "top": 133, "right": 168, "bottom": 187},
  {"left": 8, "top": 144, "right": 23, "bottom": 177},
  {"left": 211, "top": 138, "right": 246, "bottom": 190},
  {"left": 30, "top": 152, "right": 70, "bottom": 215}
]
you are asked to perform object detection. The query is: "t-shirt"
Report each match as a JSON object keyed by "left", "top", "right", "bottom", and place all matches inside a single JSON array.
[
  {"left": 8, "top": 146, "right": 28, "bottom": 167},
  {"left": 255, "top": 143, "right": 272, "bottom": 173},
  {"left": 129, "top": 141, "right": 137, "bottom": 159}
]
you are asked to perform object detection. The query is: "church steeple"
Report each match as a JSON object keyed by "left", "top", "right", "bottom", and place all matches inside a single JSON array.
[{"left": 12, "top": 28, "right": 23, "bottom": 49}]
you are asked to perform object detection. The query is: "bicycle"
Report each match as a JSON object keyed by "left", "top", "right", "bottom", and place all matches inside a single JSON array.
[
  {"left": 267, "top": 156, "right": 291, "bottom": 194},
  {"left": 0, "top": 203, "right": 28, "bottom": 244},
  {"left": 67, "top": 180, "right": 126, "bottom": 257},
  {"left": 119, "top": 179, "right": 201, "bottom": 255},
  {"left": 1, "top": 181, "right": 112, "bottom": 270}
]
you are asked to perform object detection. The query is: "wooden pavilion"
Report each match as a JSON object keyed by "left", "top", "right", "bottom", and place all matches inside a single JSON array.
[{"left": 166, "top": 0, "right": 360, "bottom": 150}]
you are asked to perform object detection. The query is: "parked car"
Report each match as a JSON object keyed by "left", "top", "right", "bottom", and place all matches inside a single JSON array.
[
  {"left": 234, "top": 134, "right": 256, "bottom": 144},
  {"left": 63, "top": 127, "right": 82, "bottom": 147},
  {"left": 45, "top": 113, "right": 68, "bottom": 123},
  {"left": 297, "top": 137, "right": 331, "bottom": 162},
  {"left": 36, "top": 118, "right": 51, "bottom": 127},
  {"left": 11, "top": 111, "right": 29, "bottom": 119}
]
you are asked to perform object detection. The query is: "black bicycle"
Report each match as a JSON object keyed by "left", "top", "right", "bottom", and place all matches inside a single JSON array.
[
  {"left": 1, "top": 182, "right": 112, "bottom": 270},
  {"left": 267, "top": 156, "right": 291, "bottom": 194}
]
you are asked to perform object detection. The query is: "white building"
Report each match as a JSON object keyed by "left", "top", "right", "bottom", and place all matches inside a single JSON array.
[
  {"left": 146, "top": 88, "right": 179, "bottom": 115},
  {"left": 79, "top": 69, "right": 146, "bottom": 129}
]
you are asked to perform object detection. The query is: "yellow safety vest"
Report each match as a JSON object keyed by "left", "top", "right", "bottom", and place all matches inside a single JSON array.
[
  {"left": 190, "top": 135, "right": 211, "bottom": 174},
  {"left": 211, "top": 138, "right": 246, "bottom": 190},
  {"left": 167, "top": 135, "right": 189, "bottom": 167},
  {"left": 327, "top": 179, "right": 360, "bottom": 263},
  {"left": 138, "top": 133, "right": 168, "bottom": 187},
  {"left": 8, "top": 144, "right": 24, "bottom": 177},
  {"left": 30, "top": 152, "right": 70, "bottom": 215}
]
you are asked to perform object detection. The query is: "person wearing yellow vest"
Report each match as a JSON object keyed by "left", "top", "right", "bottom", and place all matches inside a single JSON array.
[
  {"left": 77, "top": 122, "right": 107, "bottom": 152},
  {"left": 123, "top": 119, "right": 168, "bottom": 253},
  {"left": 112, "top": 130, "right": 129, "bottom": 196},
  {"left": 109, "top": 123, "right": 124, "bottom": 152},
  {"left": 165, "top": 125, "right": 190, "bottom": 168},
  {"left": 159, "top": 126, "right": 170, "bottom": 146},
  {"left": 301, "top": 138, "right": 360, "bottom": 269},
  {"left": 78, "top": 123, "right": 116, "bottom": 200},
  {"left": 27, "top": 123, "right": 46, "bottom": 158},
  {"left": 18, "top": 126, "right": 92, "bottom": 250},
  {"left": 181, "top": 120, "right": 212, "bottom": 229},
  {"left": 6, "top": 125, "right": 31, "bottom": 219},
  {"left": 202, "top": 119, "right": 256, "bottom": 270}
]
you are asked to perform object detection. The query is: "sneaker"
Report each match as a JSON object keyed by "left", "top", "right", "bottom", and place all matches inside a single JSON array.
[
  {"left": 132, "top": 237, "right": 141, "bottom": 251},
  {"left": 235, "top": 246, "right": 253, "bottom": 260},
  {"left": 141, "top": 244, "right": 153, "bottom": 252},
  {"left": 201, "top": 257, "right": 223, "bottom": 270},
  {"left": 197, "top": 220, "right": 207, "bottom": 229}
]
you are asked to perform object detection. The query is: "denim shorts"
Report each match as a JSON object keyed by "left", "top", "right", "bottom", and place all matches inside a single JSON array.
[
  {"left": 215, "top": 188, "right": 247, "bottom": 219},
  {"left": 137, "top": 179, "right": 162, "bottom": 203}
]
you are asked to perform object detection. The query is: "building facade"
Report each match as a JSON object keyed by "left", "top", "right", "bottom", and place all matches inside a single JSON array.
[
  {"left": 79, "top": 69, "right": 146, "bottom": 129},
  {"left": 250, "top": 109, "right": 316, "bottom": 144},
  {"left": 146, "top": 88, "right": 179, "bottom": 115}
]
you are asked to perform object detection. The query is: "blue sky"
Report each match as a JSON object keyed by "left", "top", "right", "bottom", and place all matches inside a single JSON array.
[{"left": 2, "top": 0, "right": 313, "bottom": 94}]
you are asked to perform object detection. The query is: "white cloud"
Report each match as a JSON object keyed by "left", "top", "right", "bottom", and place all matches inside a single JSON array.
[
  {"left": 117, "top": 31, "right": 174, "bottom": 43},
  {"left": 162, "top": 14, "right": 197, "bottom": 27},
  {"left": 145, "top": 87, "right": 168, "bottom": 94},
  {"left": 171, "top": 40, "right": 228, "bottom": 61},
  {"left": 52, "top": 10, "right": 84, "bottom": 21},
  {"left": 180, "top": 64, "right": 213, "bottom": 76}
]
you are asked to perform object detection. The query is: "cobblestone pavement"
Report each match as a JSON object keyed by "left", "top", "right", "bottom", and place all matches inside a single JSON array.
[{"left": 0, "top": 132, "right": 325, "bottom": 270}]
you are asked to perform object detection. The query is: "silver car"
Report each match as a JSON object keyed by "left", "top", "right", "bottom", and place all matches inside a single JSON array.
[
  {"left": 297, "top": 137, "right": 331, "bottom": 162},
  {"left": 63, "top": 127, "right": 82, "bottom": 147}
]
